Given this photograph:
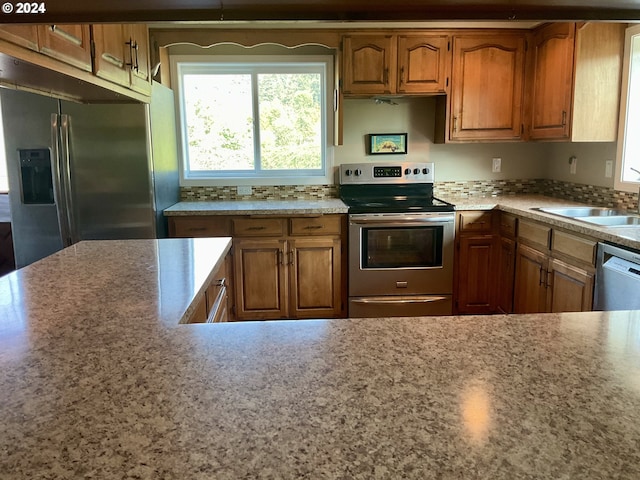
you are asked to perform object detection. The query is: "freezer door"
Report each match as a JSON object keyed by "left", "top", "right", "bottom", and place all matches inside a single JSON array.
[
  {"left": 61, "top": 101, "right": 156, "bottom": 240},
  {"left": 0, "top": 89, "right": 63, "bottom": 267}
]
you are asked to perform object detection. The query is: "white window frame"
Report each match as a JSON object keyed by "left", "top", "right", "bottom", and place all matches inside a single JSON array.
[
  {"left": 171, "top": 55, "right": 334, "bottom": 187},
  {"left": 615, "top": 24, "right": 640, "bottom": 193}
]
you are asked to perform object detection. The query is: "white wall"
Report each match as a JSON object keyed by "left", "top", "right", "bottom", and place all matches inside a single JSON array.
[
  {"left": 335, "top": 97, "right": 549, "bottom": 181},
  {"left": 545, "top": 142, "right": 617, "bottom": 188}
]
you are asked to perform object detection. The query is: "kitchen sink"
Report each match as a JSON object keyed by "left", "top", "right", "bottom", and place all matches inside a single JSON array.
[
  {"left": 533, "top": 206, "right": 630, "bottom": 217},
  {"left": 532, "top": 206, "right": 640, "bottom": 227},
  {"left": 577, "top": 215, "right": 640, "bottom": 226}
]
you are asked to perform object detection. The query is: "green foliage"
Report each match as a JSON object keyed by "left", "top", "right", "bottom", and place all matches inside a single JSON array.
[{"left": 183, "top": 69, "right": 322, "bottom": 173}]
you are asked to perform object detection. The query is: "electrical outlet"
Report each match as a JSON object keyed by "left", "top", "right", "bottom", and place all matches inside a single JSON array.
[
  {"left": 237, "top": 185, "right": 252, "bottom": 195},
  {"left": 605, "top": 160, "right": 613, "bottom": 178},
  {"left": 492, "top": 157, "right": 502, "bottom": 173},
  {"left": 570, "top": 156, "right": 577, "bottom": 175}
]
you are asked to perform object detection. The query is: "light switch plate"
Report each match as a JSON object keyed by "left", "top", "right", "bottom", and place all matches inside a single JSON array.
[
  {"left": 605, "top": 160, "right": 613, "bottom": 178},
  {"left": 492, "top": 157, "right": 501, "bottom": 173},
  {"left": 237, "top": 185, "right": 252, "bottom": 195}
]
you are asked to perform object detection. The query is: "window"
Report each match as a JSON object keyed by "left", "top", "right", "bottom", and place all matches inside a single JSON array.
[
  {"left": 616, "top": 25, "right": 640, "bottom": 192},
  {"left": 171, "top": 55, "right": 333, "bottom": 185}
]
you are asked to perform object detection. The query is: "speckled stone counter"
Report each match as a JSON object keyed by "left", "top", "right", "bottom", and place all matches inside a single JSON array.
[
  {"left": 2, "top": 238, "right": 640, "bottom": 477},
  {"left": 164, "top": 198, "right": 348, "bottom": 216},
  {"left": 445, "top": 194, "right": 640, "bottom": 250}
]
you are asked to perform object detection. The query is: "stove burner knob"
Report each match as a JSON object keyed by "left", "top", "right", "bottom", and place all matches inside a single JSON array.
[
  {"left": 354, "top": 168, "right": 362, "bottom": 176},
  {"left": 413, "top": 168, "right": 420, "bottom": 175},
  {"left": 404, "top": 168, "right": 412, "bottom": 175},
  {"left": 344, "top": 169, "right": 353, "bottom": 176},
  {"left": 422, "top": 168, "right": 430, "bottom": 174}
]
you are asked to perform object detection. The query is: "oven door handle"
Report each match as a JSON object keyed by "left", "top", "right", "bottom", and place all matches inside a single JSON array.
[
  {"left": 351, "top": 296, "right": 450, "bottom": 305},
  {"left": 350, "top": 215, "right": 454, "bottom": 225}
]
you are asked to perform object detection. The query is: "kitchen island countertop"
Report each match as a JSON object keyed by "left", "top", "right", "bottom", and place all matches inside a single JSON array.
[{"left": 2, "top": 237, "right": 640, "bottom": 478}]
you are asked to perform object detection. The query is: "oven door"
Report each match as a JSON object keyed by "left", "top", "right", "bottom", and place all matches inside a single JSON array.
[{"left": 348, "top": 212, "right": 455, "bottom": 296}]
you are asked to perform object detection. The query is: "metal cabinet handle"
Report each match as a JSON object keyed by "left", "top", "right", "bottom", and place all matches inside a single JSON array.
[
  {"left": 539, "top": 267, "right": 545, "bottom": 286},
  {"left": 248, "top": 226, "right": 266, "bottom": 231},
  {"left": 453, "top": 116, "right": 458, "bottom": 132},
  {"left": 562, "top": 110, "right": 567, "bottom": 126},
  {"left": 304, "top": 225, "right": 323, "bottom": 230},
  {"left": 399, "top": 66, "right": 404, "bottom": 85}
]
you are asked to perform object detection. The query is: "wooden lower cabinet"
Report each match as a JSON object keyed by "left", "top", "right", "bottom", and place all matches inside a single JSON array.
[
  {"left": 233, "top": 236, "right": 343, "bottom": 321},
  {"left": 167, "top": 214, "right": 346, "bottom": 321},
  {"left": 455, "top": 234, "right": 496, "bottom": 314},
  {"left": 547, "top": 258, "right": 594, "bottom": 313},
  {"left": 234, "top": 238, "right": 288, "bottom": 320},
  {"left": 289, "top": 237, "right": 342, "bottom": 319},
  {"left": 513, "top": 243, "right": 549, "bottom": 313},
  {"left": 513, "top": 243, "right": 594, "bottom": 314},
  {"left": 496, "top": 236, "right": 516, "bottom": 313},
  {"left": 190, "top": 254, "right": 231, "bottom": 323}
]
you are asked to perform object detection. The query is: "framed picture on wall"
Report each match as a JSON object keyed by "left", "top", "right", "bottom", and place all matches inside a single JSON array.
[{"left": 368, "top": 133, "right": 408, "bottom": 155}]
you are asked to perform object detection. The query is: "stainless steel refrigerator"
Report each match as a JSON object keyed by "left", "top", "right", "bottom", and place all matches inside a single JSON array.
[{"left": 0, "top": 82, "right": 180, "bottom": 268}]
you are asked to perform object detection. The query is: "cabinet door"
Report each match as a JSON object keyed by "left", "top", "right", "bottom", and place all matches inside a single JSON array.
[
  {"left": 233, "top": 238, "right": 287, "bottom": 320},
  {"left": 397, "top": 34, "right": 450, "bottom": 94},
  {"left": 343, "top": 35, "right": 396, "bottom": 95},
  {"left": 92, "top": 24, "right": 130, "bottom": 88},
  {"left": 37, "top": 24, "right": 92, "bottom": 71},
  {"left": 547, "top": 258, "right": 594, "bottom": 312},
  {"left": 127, "top": 24, "right": 152, "bottom": 96},
  {"left": 450, "top": 34, "right": 526, "bottom": 141},
  {"left": 513, "top": 243, "right": 548, "bottom": 313},
  {"left": 528, "top": 23, "right": 576, "bottom": 140},
  {"left": 289, "top": 237, "right": 342, "bottom": 319},
  {"left": 455, "top": 235, "right": 496, "bottom": 314},
  {"left": 0, "top": 25, "right": 39, "bottom": 50},
  {"left": 496, "top": 236, "right": 516, "bottom": 314}
]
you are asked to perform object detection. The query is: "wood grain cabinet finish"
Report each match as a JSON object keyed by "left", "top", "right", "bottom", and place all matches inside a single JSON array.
[
  {"left": 342, "top": 33, "right": 450, "bottom": 95},
  {"left": 0, "top": 25, "right": 39, "bottom": 51},
  {"left": 343, "top": 34, "right": 396, "bottom": 95},
  {"left": 454, "top": 210, "right": 497, "bottom": 314},
  {"left": 189, "top": 254, "right": 231, "bottom": 323},
  {"left": 527, "top": 22, "right": 576, "bottom": 140},
  {"left": 169, "top": 214, "right": 345, "bottom": 321},
  {"left": 93, "top": 24, "right": 152, "bottom": 96},
  {"left": 495, "top": 213, "right": 517, "bottom": 313},
  {"left": 37, "top": 24, "right": 92, "bottom": 72},
  {"left": 449, "top": 33, "right": 526, "bottom": 141},
  {"left": 527, "top": 22, "right": 625, "bottom": 141},
  {"left": 513, "top": 220, "right": 595, "bottom": 314}
]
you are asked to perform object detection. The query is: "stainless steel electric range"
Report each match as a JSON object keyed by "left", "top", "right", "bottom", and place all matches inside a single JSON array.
[{"left": 339, "top": 161, "right": 455, "bottom": 317}]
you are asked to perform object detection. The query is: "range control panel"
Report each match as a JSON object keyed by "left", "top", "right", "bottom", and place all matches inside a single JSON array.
[{"left": 339, "top": 162, "right": 434, "bottom": 184}]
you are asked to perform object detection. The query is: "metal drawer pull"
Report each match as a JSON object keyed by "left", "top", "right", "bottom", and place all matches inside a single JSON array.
[
  {"left": 304, "top": 225, "right": 323, "bottom": 229},
  {"left": 247, "top": 226, "right": 266, "bottom": 230},
  {"left": 214, "top": 278, "right": 226, "bottom": 288}
]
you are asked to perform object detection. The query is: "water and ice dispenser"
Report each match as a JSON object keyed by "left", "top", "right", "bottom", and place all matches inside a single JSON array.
[{"left": 18, "top": 148, "right": 54, "bottom": 205}]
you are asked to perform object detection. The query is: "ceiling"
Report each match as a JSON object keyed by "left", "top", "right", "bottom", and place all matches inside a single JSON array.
[{"left": 4, "top": 0, "right": 640, "bottom": 24}]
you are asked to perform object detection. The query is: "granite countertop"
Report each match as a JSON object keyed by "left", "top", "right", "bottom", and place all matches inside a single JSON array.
[
  {"left": 2, "top": 236, "right": 640, "bottom": 477},
  {"left": 164, "top": 198, "right": 349, "bottom": 216},
  {"left": 164, "top": 194, "right": 640, "bottom": 249}
]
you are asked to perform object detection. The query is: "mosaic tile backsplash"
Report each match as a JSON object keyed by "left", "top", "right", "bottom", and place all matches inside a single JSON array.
[{"left": 180, "top": 180, "right": 639, "bottom": 210}]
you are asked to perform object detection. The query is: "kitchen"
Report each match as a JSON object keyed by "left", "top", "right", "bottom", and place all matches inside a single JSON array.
[{"left": 2, "top": 1, "right": 640, "bottom": 478}]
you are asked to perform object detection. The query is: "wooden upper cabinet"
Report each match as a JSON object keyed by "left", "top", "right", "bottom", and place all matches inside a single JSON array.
[
  {"left": 397, "top": 34, "right": 450, "bottom": 94},
  {"left": 342, "top": 33, "right": 450, "bottom": 95},
  {"left": 37, "top": 25, "right": 92, "bottom": 72},
  {"left": 92, "top": 24, "right": 152, "bottom": 96},
  {"left": 127, "top": 24, "right": 152, "bottom": 95},
  {"left": 528, "top": 23, "right": 576, "bottom": 140},
  {"left": 343, "top": 34, "right": 396, "bottom": 95},
  {"left": 0, "top": 25, "right": 39, "bottom": 51},
  {"left": 92, "top": 24, "right": 130, "bottom": 87},
  {"left": 450, "top": 33, "right": 526, "bottom": 141}
]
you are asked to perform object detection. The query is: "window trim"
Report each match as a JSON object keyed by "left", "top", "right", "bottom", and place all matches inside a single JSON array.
[
  {"left": 170, "top": 54, "right": 335, "bottom": 187},
  {"left": 615, "top": 24, "right": 640, "bottom": 193}
]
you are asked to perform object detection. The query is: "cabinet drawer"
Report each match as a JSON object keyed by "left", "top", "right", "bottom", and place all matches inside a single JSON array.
[
  {"left": 551, "top": 230, "right": 596, "bottom": 266},
  {"left": 290, "top": 215, "right": 342, "bottom": 236},
  {"left": 458, "top": 211, "right": 494, "bottom": 233},
  {"left": 170, "top": 217, "right": 229, "bottom": 237},
  {"left": 499, "top": 213, "right": 517, "bottom": 238},
  {"left": 518, "top": 219, "right": 551, "bottom": 249},
  {"left": 232, "top": 217, "right": 285, "bottom": 236}
]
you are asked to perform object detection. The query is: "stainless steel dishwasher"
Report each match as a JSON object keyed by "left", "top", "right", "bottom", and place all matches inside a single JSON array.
[{"left": 594, "top": 242, "right": 640, "bottom": 311}]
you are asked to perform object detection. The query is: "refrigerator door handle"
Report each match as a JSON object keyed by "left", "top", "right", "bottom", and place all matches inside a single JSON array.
[
  {"left": 51, "top": 113, "right": 72, "bottom": 247},
  {"left": 59, "top": 114, "right": 78, "bottom": 245}
]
